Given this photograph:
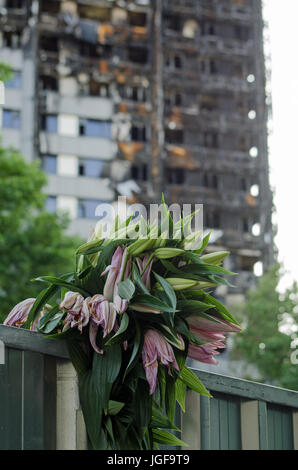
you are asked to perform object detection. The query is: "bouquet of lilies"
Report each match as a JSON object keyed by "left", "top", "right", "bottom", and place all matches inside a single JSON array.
[{"left": 3, "top": 201, "right": 241, "bottom": 450}]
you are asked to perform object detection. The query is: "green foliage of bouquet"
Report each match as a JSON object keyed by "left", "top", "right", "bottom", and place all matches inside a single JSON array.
[{"left": 3, "top": 201, "right": 241, "bottom": 450}]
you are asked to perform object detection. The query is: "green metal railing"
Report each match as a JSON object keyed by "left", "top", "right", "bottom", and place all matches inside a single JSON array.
[
  {"left": 182, "top": 370, "right": 298, "bottom": 450},
  {"left": 0, "top": 324, "right": 297, "bottom": 450}
]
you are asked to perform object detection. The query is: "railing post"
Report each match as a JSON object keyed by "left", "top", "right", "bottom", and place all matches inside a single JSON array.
[
  {"left": 181, "top": 390, "right": 201, "bottom": 449},
  {"left": 240, "top": 400, "right": 260, "bottom": 449},
  {"left": 200, "top": 396, "right": 211, "bottom": 450},
  {"left": 258, "top": 401, "right": 268, "bottom": 450},
  {"left": 293, "top": 412, "right": 298, "bottom": 450},
  {"left": 56, "top": 359, "right": 87, "bottom": 450}
]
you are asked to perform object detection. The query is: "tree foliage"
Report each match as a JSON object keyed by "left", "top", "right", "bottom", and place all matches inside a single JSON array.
[
  {"left": 233, "top": 264, "right": 298, "bottom": 391},
  {"left": 0, "top": 62, "right": 12, "bottom": 83},
  {"left": 0, "top": 144, "right": 82, "bottom": 321}
]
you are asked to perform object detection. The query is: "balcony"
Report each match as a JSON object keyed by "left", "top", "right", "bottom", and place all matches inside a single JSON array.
[
  {"left": 165, "top": 143, "right": 257, "bottom": 172},
  {"left": 43, "top": 91, "right": 114, "bottom": 121},
  {"left": 39, "top": 132, "right": 117, "bottom": 160},
  {"left": 0, "top": 324, "right": 297, "bottom": 450}
]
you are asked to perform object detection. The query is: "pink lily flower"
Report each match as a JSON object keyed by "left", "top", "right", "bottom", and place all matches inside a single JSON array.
[
  {"left": 186, "top": 314, "right": 241, "bottom": 365},
  {"left": 188, "top": 343, "right": 221, "bottom": 365},
  {"left": 142, "top": 329, "right": 179, "bottom": 395},
  {"left": 60, "top": 292, "right": 90, "bottom": 333},
  {"left": 102, "top": 246, "right": 131, "bottom": 314},
  {"left": 4, "top": 298, "right": 51, "bottom": 331},
  {"left": 113, "top": 248, "right": 131, "bottom": 314},
  {"left": 189, "top": 324, "right": 226, "bottom": 344},
  {"left": 102, "top": 246, "right": 123, "bottom": 301},
  {"left": 88, "top": 295, "right": 117, "bottom": 354},
  {"left": 187, "top": 313, "right": 241, "bottom": 333},
  {"left": 136, "top": 254, "right": 153, "bottom": 290},
  {"left": 4, "top": 298, "right": 36, "bottom": 329}
]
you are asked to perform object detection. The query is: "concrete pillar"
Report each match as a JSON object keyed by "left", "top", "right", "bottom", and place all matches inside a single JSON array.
[{"left": 56, "top": 359, "right": 87, "bottom": 450}]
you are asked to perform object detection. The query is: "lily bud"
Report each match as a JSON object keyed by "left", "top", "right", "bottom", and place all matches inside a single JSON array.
[
  {"left": 154, "top": 248, "right": 184, "bottom": 259},
  {"left": 200, "top": 251, "right": 230, "bottom": 265},
  {"left": 130, "top": 304, "right": 162, "bottom": 314},
  {"left": 162, "top": 278, "right": 197, "bottom": 291},
  {"left": 188, "top": 281, "right": 218, "bottom": 290},
  {"left": 128, "top": 238, "right": 154, "bottom": 256}
]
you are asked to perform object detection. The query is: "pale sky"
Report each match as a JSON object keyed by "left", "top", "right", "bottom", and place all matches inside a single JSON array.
[{"left": 264, "top": 1, "right": 298, "bottom": 289}]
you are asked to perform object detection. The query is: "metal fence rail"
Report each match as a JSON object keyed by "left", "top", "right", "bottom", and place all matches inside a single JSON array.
[
  {"left": 182, "top": 370, "right": 298, "bottom": 450},
  {"left": 0, "top": 325, "right": 297, "bottom": 450}
]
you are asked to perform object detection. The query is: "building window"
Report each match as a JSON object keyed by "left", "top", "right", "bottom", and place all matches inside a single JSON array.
[
  {"left": 3, "top": 31, "right": 21, "bottom": 48},
  {"left": 78, "top": 158, "right": 109, "bottom": 178},
  {"left": 6, "top": 0, "right": 24, "bottom": 8},
  {"left": 174, "top": 56, "right": 182, "bottom": 69},
  {"left": 45, "top": 196, "right": 57, "bottom": 213},
  {"left": 41, "top": 114, "right": 58, "bottom": 133},
  {"left": 128, "top": 46, "right": 148, "bottom": 64},
  {"left": 131, "top": 164, "right": 148, "bottom": 182},
  {"left": 119, "top": 85, "right": 146, "bottom": 103},
  {"left": 2, "top": 109, "right": 20, "bottom": 129},
  {"left": 131, "top": 125, "right": 147, "bottom": 142},
  {"left": 79, "top": 119, "right": 111, "bottom": 138},
  {"left": 206, "top": 212, "right": 221, "bottom": 229},
  {"left": 5, "top": 71, "right": 22, "bottom": 89},
  {"left": 165, "top": 128, "right": 184, "bottom": 144},
  {"left": 204, "top": 132, "right": 218, "bottom": 148},
  {"left": 164, "top": 14, "right": 181, "bottom": 32},
  {"left": 202, "top": 22, "right": 216, "bottom": 36},
  {"left": 203, "top": 173, "right": 218, "bottom": 189},
  {"left": 166, "top": 168, "right": 185, "bottom": 185},
  {"left": 128, "top": 11, "right": 147, "bottom": 27},
  {"left": 242, "top": 218, "right": 249, "bottom": 233},
  {"left": 40, "top": 75, "right": 58, "bottom": 91},
  {"left": 89, "top": 81, "right": 110, "bottom": 98},
  {"left": 78, "top": 199, "right": 104, "bottom": 219},
  {"left": 41, "top": 155, "right": 57, "bottom": 174},
  {"left": 40, "top": 35, "right": 59, "bottom": 53}
]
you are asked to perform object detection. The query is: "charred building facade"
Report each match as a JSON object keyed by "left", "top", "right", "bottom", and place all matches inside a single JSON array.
[{"left": 0, "top": 0, "right": 273, "bottom": 301}]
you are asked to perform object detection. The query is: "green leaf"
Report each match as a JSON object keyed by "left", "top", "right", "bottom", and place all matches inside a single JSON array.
[
  {"left": 76, "top": 238, "right": 104, "bottom": 255},
  {"left": 202, "top": 292, "right": 240, "bottom": 325},
  {"left": 181, "top": 262, "right": 236, "bottom": 276},
  {"left": 118, "top": 278, "right": 135, "bottom": 301},
  {"left": 79, "top": 370, "right": 103, "bottom": 450},
  {"left": 23, "top": 284, "right": 59, "bottom": 329},
  {"left": 175, "top": 378, "right": 186, "bottom": 412},
  {"left": 132, "top": 294, "right": 176, "bottom": 313},
  {"left": 33, "top": 276, "right": 90, "bottom": 297},
  {"left": 105, "top": 416, "right": 114, "bottom": 443},
  {"left": 105, "top": 312, "right": 129, "bottom": 346},
  {"left": 194, "top": 232, "right": 211, "bottom": 254},
  {"left": 180, "top": 366, "right": 212, "bottom": 397},
  {"left": 92, "top": 344, "right": 122, "bottom": 409},
  {"left": 37, "top": 305, "right": 60, "bottom": 331},
  {"left": 132, "top": 262, "right": 150, "bottom": 295},
  {"left": 157, "top": 324, "right": 185, "bottom": 350},
  {"left": 153, "top": 272, "right": 177, "bottom": 325},
  {"left": 66, "top": 339, "right": 90, "bottom": 377},
  {"left": 152, "top": 429, "right": 188, "bottom": 447},
  {"left": 42, "top": 312, "right": 65, "bottom": 334},
  {"left": 177, "top": 299, "right": 215, "bottom": 318},
  {"left": 165, "top": 375, "right": 176, "bottom": 424},
  {"left": 176, "top": 319, "right": 206, "bottom": 347},
  {"left": 134, "top": 379, "right": 152, "bottom": 431},
  {"left": 107, "top": 400, "right": 125, "bottom": 416},
  {"left": 123, "top": 321, "right": 142, "bottom": 380},
  {"left": 151, "top": 409, "right": 180, "bottom": 431}
]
